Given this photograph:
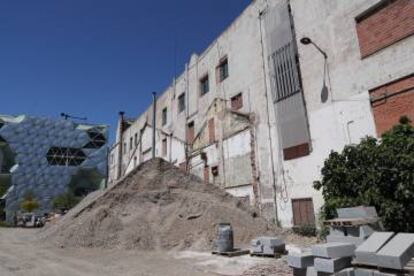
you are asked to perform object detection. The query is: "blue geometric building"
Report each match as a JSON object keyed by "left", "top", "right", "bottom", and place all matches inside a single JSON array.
[{"left": 0, "top": 114, "right": 108, "bottom": 222}]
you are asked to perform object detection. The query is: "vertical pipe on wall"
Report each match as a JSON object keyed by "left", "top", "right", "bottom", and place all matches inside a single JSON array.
[{"left": 152, "top": 92, "right": 157, "bottom": 159}]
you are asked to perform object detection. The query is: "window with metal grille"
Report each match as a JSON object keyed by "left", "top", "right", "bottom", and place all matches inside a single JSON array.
[
  {"left": 178, "top": 93, "right": 185, "bottom": 113},
  {"left": 46, "top": 147, "right": 86, "bottom": 166},
  {"left": 217, "top": 58, "right": 229, "bottom": 82},
  {"left": 271, "top": 42, "right": 301, "bottom": 102},
  {"left": 200, "top": 75, "right": 209, "bottom": 95},
  {"left": 162, "top": 107, "right": 167, "bottom": 126}
]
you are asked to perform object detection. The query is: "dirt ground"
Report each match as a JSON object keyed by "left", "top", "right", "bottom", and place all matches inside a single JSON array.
[{"left": 0, "top": 228, "right": 293, "bottom": 276}]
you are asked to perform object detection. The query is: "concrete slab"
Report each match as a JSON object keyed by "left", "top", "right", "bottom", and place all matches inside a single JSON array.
[
  {"left": 355, "top": 268, "right": 376, "bottom": 276},
  {"left": 336, "top": 267, "right": 355, "bottom": 276},
  {"left": 373, "top": 271, "right": 403, "bottom": 276},
  {"left": 377, "top": 233, "right": 414, "bottom": 270},
  {"left": 288, "top": 252, "right": 315, "bottom": 268},
  {"left": 314, "top": 257, "right": 352, "bottom": 273},
  {"left": 327, "top": 235, "right": 365, "bottom": 246},
  {"left": 355, "top": 232, "right": 395, "bottom": 266},
  {"left": 306, "top": 266, "right": 317, "bottom": 276},
  {"left": 337, "top": 207, "right": 378, "bottom": 219},
  {"left": 293, "top": 267, "right": 307, "bottom": 276},
  {"left": 312, "top": 242, "right": 356, "bottom": 259}
]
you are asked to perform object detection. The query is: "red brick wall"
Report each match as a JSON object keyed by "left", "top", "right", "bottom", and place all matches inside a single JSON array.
[
  {"left": 356, "top": 0, "right": 414, "bottom": 58},
  {"left": 370, "top": 74, "right": 414, "bottom": 136}
]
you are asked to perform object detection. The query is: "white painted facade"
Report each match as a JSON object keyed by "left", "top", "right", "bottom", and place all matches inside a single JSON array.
[{"left": 108, "top": 0, "right": 414, "bottom": 227}]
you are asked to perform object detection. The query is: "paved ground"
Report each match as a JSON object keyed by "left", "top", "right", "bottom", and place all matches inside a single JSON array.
[{"left": 0, "top": 228, "right": 286, "bottom": 276}]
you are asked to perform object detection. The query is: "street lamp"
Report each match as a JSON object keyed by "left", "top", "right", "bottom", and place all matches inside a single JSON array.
[{"left": 300, "top": 37, "right": 329, "bottom": 103}]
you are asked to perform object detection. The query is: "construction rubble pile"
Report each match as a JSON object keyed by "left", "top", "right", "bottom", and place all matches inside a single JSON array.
[
  {"left": 287, "top": 206, "right": 414, "bottom": 276},
  {"left": 40, "top": 158, "right": 274, "bottom": 251}
]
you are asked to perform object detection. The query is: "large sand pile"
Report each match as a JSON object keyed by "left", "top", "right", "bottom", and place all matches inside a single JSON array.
[{"left": 41, "top": 158, "right": 275, "bottom": 251}]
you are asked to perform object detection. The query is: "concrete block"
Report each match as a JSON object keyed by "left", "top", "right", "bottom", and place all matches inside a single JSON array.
[
  {"left": 312, "top": 242, "right": 356, "bottom": 258},
  {"left": 335, "top": 267, "right": 355, "bottom": 276},
  {"left": 359, "top": 225, "right": 375, "bottom": 239},
  {"left": 337, "top": 207, "right": 378, "bottom": 219},
  {"left": 306, "top": 266, "right": 317, "bottom": 276},
  {"left": 314, "top": 257, "right": 352, "bottom": 273},
  {"left": 377, "top": 233, "right": 414, "bottom": 270},
  {"left": 288, "top": 252, "right": 315, "bottom": 268},
  {"left": 355, "top": 268, "right": 376, "bottom": 276},
  {"left": 293, "top": 267, "right": 307, "bottom": 276},
  {"left": 355, "top": 232, "right": 395, "bottom": 266},
  {"left": 327, "top": 235, "right": 365, "bottom": 246},
  {"left": 373, "top": 271, "right": 403, "bottom": 276},
  {"left": 250, "top": 236, "right": 285, "bottom": 254}
]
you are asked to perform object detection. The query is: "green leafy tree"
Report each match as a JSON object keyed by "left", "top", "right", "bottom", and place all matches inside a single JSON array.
[
  {"left": 52, "top": 191, "right": 80, "bottom": 211},
  {"left": 20, "top": 191, "right": 40, "bottom": 213},
  {"left": 314, "top": 116, "right": 414, "bottom": 232}
]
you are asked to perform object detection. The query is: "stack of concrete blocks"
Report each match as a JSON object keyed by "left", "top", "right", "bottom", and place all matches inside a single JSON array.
[
  {"left": 327, "top": 207, "right": 383, "bottom": 246},
  {"left": 354, "top": 232, "right": 414, "bottom": 276},
  {"left": 250, "top": 236, "right": 285, "bottom": 255},
  {"left": 312, "top": 242, "right": 356, "bottom": 275},
  {"left": 287, "top": 250, "right": 315, "bottom": 276}
]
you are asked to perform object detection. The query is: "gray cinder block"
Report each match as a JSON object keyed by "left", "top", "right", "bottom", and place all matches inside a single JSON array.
[
  {"left": 355, "top": 268, "right": 376, "bottom": 276},
  {"left": 377, "top": 233, "right": 414, "bottom": 270},
  {"left": 312, "top": 242, "right": 356, "bottom": 259},
  {"left": 293, "top": 267, "right": 307, "bottom": 276},
  {"left": 355, "top": 232, "right": 395, "bottom": 266},
  {"left": 250, "top": 236, "right": 285, "bottom": 254},
  {"left": 288, "top": 252, "right": 315, "bottom": 268},
  {"left": 337, "top": 207, "right": 378, "bottom": 219},
  {"left": 314, "top": 257, "right": 352, "bottom": 273},
  {"left": 327, "top": 235, "right": 365, "bottom": 246}
]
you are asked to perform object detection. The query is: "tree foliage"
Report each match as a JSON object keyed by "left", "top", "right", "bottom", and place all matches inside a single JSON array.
[
  {"left": 314, "top": 117, "right": 414, "bottom": 232},
  {"left": 52, "top": 191, "right": 80, "bottom": 211},
  {"left": 20, "top": 191, "right": 40, "bottom": 213}
]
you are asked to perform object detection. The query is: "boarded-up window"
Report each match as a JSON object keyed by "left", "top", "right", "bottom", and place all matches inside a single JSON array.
[
  {"left": 370, "top": 74, "right": 414, "bottom": 135},
  {"left": 292, "top": 198, "right": 315, "bottom": 226},
  {"left": 356, "top": 0, "right": 414, "bottom": 58},
  {"left": 187, "top": 121, "right": 195, "bottom": 143},
  {"left": 208, "top": 118, "right": 215, "bottom": 144},
  {"left": 162, "top": 138, "right": 167, "bottom": 156},
  {"left": 231, "top": 93, "right": 243, "bottom": 110}
]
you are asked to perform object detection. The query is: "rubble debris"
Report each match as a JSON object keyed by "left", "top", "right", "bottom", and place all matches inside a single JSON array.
[{"left": 40, "top": 158, "right": 274, "bottom": 251}]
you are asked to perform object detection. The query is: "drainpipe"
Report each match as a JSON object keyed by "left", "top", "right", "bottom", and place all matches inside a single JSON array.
[
  {"left": 152, "top": 92, "right": 157, "bottom": 159},
  {"left": 117, "top": 111, "right": 125, "bottom": 180}
]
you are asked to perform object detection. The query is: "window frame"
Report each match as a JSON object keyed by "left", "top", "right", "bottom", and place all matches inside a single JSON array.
[
  {"left": 162, "top": 107, "right": 167, "bottom": 126},
  {"left": 178, "top": 93, "right": 186, "bottom": 113},
  {"left": 199, "top": 74, "right": 210, "bottom": 96},
  {"left": 217, "top": 57, "right": 229, "bottom": 82}
]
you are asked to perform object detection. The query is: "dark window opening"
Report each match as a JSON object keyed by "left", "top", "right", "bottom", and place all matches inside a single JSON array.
[
  {"left": 84, "top": 129, "right": 107, "bottom": 149},
  {"left": 200, "top": 75, "right": 209, "bottom": 95},
  {"left": 162, "top": 108, "right": 167, "bottom": 126},
  {"left": 46, "top": 147, "right": 86, "bottom": 166},
  {"left": 162, "top": 138, "right": 167, "bottom": 156},
  {"left": 130, "top": 137, "right": 133, "bottom": 151},
  {"left": 211, "top": 166, "right": 219, "bottom": 176},
  {"left": 231, "top": 93, "right": 243, "bottom": 110},
  {"left": 0, "top": 122, "right": 4, "bottom": 129},
  {"left": 134, "top": 133, "right": 138, "bottom": 146},
  {"left": 217, "top": 58, "right": 229, "bottom": 82},
  {"left": 187, "top": 121, "right": 195, "bottom": 143},
  {"left": 178, "top": 93, "right": 186, "bottom": 113}
]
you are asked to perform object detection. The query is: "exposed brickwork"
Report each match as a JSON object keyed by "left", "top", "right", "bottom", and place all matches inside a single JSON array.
[
  {"left": 356, "top": 0, "right": 414, "bottom": 58},
  {"left": 283, "top": 143, "right": 310, "bottom": 161},
  {"left": 370, "top": 74, "right": 414, "bottom": 136}
]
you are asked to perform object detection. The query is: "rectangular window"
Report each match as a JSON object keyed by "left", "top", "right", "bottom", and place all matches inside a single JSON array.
[
  {"left": 129, "top": 137, "right": 133, "bottom": 151},
  {"left": 200, "top": 75, "right": 209, "bottom": 96},
  {"left": 162, "top": 107, "right": 167, "bottom": 126},
  {"left": 217, "top": 58, "right": 229, "bottom": 82},
  {"left": 162, "top": 138, "right": 167, "bottom": 156},
  {"left": 187, "top": 121, "right": 195, "bottom": 143},
  {"left": 134, "top": 133, "right": 138, "bottom": 146},
  {"left": 123, "top": 142, "right": 127, "bottom": 155},
  {"left": 356, "top": 0, "right": 414, "bottom": 58},
  {"left": 231, "top": 93, "right": 243, "bottom": 110},
  {"left": 178, "top": 93, "right": 185, "bottom": 113}
]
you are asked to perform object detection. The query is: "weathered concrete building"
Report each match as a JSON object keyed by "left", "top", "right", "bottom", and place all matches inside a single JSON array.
[{"left": 108, "top": 0, "right": 414, "bottom": 227}]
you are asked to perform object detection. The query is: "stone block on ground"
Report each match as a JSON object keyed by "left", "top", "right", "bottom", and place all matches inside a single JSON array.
[
  {"left": 377, "top": 233, "right": 414, "bottom": 270},
  {"left": 337, "top": 207, "right": 378, "bottom": 219},
  {"left": 312, "top": 242, "right": 356, "bottom": 259},
  {"left": 373, "top": 271, "right": 403, "bottom": 276},
  {"left": 336, "top": 267, "right": 355, "bottom": 276},
  {"left": 355, "top": 232, "right": 395, "bottom": 266},
  {"left": 355, "top": 268, "right": 376, "bottom": 276},
  {"left": 327, "top": 235, "right": 365, "bottom": 246},
  {"left": 288, "top": 252, "right": 315, "bottom": 268},
  {"left": 250, "top": 236, "right": 285, "bottom": 254},
  {"left": 314, "top": 257, "right": 352, "bottom": 273},
  {"left": 306, "top": 266, "right": 317, "bottom": 276},
  {"left": 293, "top": 267, "right": 307, "bottom": 276}
]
